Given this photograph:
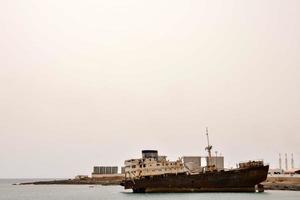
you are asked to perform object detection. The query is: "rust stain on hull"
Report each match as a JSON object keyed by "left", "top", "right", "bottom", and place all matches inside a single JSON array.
[{"left": 122, "top": 165, "right": 269, "bottom": 193}]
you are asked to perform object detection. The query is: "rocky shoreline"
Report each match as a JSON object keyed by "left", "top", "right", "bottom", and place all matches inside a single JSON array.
[
  {"left": 262, "top": 176, "right": 300, "bottom": 191},
  {"left": 18, "top": 175, "right": 123, "bottom": 186},
  {"left": 16, "top": 176, "right": 300, "bottom": 191}
]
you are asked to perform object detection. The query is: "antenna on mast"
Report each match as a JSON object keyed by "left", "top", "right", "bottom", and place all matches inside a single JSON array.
[
  {"left": 291, "top": 153, "right": 294, "bottom": 169},
  {"left": 279, "top": 153, "right": 282, "bottom": 170},
  {"left": 285, "top": 153, "right": 288, "bottom": 171}
]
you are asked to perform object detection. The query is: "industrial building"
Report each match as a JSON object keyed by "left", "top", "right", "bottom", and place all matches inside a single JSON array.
[
  {"left": 183, "top": 156, "right": 202, "bottom": 166},
  {"left": 121, "top": 167, "right": 125, "bottom": 174},
  {"left": 92, "top": 166, "right": 118, "bottom": 178},
  {"left": 209, "top": 156, "right": 224, "bottom": 170},
  {"left": 182, "top": 156, "right": 224, "bottom": 171},
  {"left": 268, "top": 153, "right": 299, "bottom": 175}
]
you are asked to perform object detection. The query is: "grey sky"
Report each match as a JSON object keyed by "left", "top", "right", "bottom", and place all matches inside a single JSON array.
[{"left": 0, "top": 0, "right": 299, "bottom": 178}]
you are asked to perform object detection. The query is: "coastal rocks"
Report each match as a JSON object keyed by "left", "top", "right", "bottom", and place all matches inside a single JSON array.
[
  {"left": 262, "top": 177, "right": 300, "bottom": 191},
  {"left": 18, "top": 175, "right": 124, "bottom": 186}
]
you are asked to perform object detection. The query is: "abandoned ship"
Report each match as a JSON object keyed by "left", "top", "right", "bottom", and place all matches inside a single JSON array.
[{"left": 121, "top": 128, "right": 269, "bottom": 193}]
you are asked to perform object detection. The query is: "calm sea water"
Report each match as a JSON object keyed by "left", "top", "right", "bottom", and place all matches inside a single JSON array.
[{"left": 1, "top": 179, "right": 300, "bottom": 200}]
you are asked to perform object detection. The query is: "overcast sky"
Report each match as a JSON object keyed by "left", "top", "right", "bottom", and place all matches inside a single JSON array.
[{"left": 0, "top": 0, "right": 299, "bottom": 178}]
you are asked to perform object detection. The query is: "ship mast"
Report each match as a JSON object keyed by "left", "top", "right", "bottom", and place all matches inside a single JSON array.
[{"left": 205, "top": 127, "right": 213, "bottom": 168}]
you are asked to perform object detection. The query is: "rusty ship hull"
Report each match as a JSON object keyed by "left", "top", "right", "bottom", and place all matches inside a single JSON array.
[{"left": 122, "top": 165, "right": 269, "bottom": 193}]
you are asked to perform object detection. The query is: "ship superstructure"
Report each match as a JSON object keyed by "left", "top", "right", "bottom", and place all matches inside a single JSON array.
[{"left": 124, "top": 150, "right": 186, "bottom": 179}]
